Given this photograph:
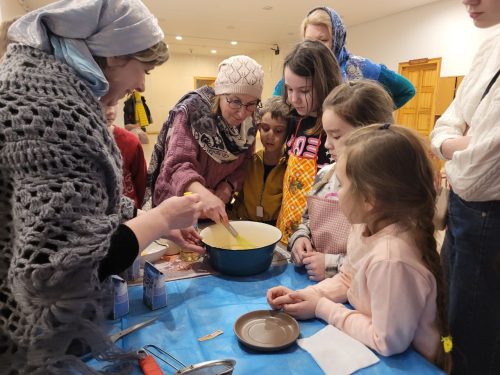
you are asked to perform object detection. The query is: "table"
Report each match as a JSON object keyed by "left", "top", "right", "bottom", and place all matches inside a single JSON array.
[{"left": 100, "top": 263, "right": 444, "bottom": 374}]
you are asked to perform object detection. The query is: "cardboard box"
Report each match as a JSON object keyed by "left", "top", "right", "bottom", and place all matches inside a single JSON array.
[
  {"left": 111, "top": 275, "right": 129, "bottom": 319},
  {"left": 143, "top": 261, "right": 167, "bottom": 310}
]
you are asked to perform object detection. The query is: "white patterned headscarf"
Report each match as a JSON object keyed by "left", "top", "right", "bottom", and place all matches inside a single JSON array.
[{"left": 8, "top": 0, "right": 164, "bottom": 97}]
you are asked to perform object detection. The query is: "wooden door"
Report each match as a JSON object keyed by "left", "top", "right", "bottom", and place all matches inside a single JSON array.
[
  {"left": 435, "top": 77, "right": 457, "bottom": 116},
  {"left": 396, "top": 58, "right": 441, "bottom": 138},
  {"left": 435, "top": 75, "right": 465, "bottom": 123}
]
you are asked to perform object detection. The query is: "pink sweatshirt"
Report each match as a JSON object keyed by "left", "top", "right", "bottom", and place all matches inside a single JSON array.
[
  {"left": 153, "top": 111, "right": 252, "bottom": 204},
  {"left": 308, "top": 223, "right": 440, "bottom": 362}
]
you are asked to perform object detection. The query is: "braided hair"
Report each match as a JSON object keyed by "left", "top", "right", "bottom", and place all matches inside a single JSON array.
[{"left": 342, "top": 124, "right": 452, "bottom": 373}]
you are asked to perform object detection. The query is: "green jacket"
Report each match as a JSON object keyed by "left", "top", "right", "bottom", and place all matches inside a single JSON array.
[{"left": 230, "top": 149, "right": 286, "bottom": 223}]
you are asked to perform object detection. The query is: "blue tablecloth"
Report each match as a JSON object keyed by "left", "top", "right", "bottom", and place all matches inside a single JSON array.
[{"left": 100, "top": 263, "right": 444, "bottom": 374}]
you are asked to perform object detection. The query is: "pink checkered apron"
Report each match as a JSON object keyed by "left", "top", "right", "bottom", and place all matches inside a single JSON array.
[{"left": 307, "top": 195, "right": 351, "bottom": 254}]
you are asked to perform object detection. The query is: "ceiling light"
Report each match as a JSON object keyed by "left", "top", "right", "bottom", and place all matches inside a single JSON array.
[
  {"left": 211, "top": 50, "right": 217, "bottom": 54},
  {"left": 175, "top": 35, "right": 183, "bottom": 40},
  {"left": 231, "top": 41, "right": 238, "bottom": 45},
  {"left": 262, "top": 5, "right": 273, "bottom": 10}
]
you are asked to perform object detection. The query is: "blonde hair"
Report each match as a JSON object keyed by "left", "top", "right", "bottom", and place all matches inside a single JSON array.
[
  {"left": 301, "top": 9, "right": 332, "bottom": 47},
  {"left": 323, "top": 80, "right": 395, "bottom": 127},
  {"left": 343, "top": 124, "right": 452, "bottom": 373},
  {"left": 211, "top": 95, "right": 221, "bottom": 116}
]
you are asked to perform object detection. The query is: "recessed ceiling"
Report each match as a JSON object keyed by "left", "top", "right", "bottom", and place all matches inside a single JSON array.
[{"left": 24, "top": 0, "right": 445, "bottom": 57}]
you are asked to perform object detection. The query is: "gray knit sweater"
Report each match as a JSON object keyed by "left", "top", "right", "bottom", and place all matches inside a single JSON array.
[{"left": 0, "top": 45, "right": 135, "bottom": 374}]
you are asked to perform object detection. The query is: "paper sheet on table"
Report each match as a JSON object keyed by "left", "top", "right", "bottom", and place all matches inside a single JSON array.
[{"left": 297, "top": 325, "right": 379, "bottom": 375}]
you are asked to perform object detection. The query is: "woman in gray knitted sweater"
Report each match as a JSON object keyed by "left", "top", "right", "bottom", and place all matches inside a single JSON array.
[{"left": 0, "top": 0, "right": 203, "bottom": 373}]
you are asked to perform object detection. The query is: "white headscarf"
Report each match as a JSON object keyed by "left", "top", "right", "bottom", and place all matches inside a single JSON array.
[{"left": 8, "top": 0, "right": 164, "bottom": 97}]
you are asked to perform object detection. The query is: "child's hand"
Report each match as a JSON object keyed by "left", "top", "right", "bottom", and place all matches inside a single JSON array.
[
  {"left": 283, "top": 289, "right": 322, "bottom": 320},
  {"left": 303, "top": 252, "right": 326, "bottom": 282},
  {"left": 291, "top": 237, "right": 314, "bottom": 266},
  {"left": 267, "top": 286, "right": 295, "bottom": 310}
]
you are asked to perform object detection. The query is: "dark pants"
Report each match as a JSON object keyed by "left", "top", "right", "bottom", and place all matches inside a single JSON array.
[{"left": 441, "top": 190, "right": 500, "bottom": 374}]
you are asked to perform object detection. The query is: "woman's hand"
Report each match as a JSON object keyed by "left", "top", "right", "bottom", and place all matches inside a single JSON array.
[
  {"left": 302, "top": 252, "right": 326, "bottom": 282},
  {"left": 267, "top": 286, "right": 295, "bottom": 310},
  {"left": 124, "top": 194, "right": 202, "bottom": 251},
  {"left": 165, "top": 227, "right": 205, "bottom": 254},
  {"left": 186, "top": 182, "right": 228, "bottom": 223},
  {"left": 283, "top": 289, "right": 322, "bottom": 320},
  {"left": 158, "top": 194, "right": 202, "bottom": 230},
  {"left": 201, "top": 191, "right": 228, "bottom": 223},
  {"left": 291, "top": 237, "right": 314, "bottom": 266},
  {"left": 214, "top": 181, "right": 233, "bottom": 204}
]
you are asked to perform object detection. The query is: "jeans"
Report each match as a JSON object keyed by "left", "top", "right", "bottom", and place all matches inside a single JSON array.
[{"left": 441, "top": 190, "right": 500, "bottom": 375}]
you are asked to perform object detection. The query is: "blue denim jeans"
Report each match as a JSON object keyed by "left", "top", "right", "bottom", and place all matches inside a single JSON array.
[{"left": 441, "top": 190, "right": 500, "bottom": 375}]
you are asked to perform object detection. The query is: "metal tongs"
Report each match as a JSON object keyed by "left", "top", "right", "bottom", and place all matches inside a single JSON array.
[
  {"left": 137, "top": 344, "right": 236, "bottom": 375},
  {"left": 109, "top": 317, "right": 157, "bottom": 343}
]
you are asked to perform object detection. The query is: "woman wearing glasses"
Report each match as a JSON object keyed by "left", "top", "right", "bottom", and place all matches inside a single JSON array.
[{"left": 149, "top": 55, "right": 264, "bottom": 223}]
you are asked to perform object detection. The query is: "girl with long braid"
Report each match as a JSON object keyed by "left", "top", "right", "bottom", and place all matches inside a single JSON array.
[{"left": 267, "top": 124, "right": 452, "bottom": 372}]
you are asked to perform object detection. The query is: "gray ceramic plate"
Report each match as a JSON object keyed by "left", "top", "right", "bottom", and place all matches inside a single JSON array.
[{"left": 233, "top": 310, "right": 300, "bottom": 351}]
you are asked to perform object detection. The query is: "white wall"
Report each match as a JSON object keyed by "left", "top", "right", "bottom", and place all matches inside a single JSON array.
[
  {"left": 4, "top": 0, "right": 496, "bottom": 133},
  {"left": 248, "top": 49, "right": 284, "bottom": 100},
  {"left": 0, "top": 0, "right": 25, "bottom": 20},
  {"left": 117, "top": 53, "right": 222, "bottom": 133},
  {"left": 111, "top": 0, "right": 498, "bottom": 133},
  {"left": 347, "top": 0, "right": 493, "bottom": 77},
  {"left": 120, "top": 50, "right": 285, "bottom": 133},
  {"left": 249, "top": 0, "right": 495, "bottom": 101}
]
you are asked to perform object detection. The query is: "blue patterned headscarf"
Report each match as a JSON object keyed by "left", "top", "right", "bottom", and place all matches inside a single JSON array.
[
  {"left": 307, "top": 7, "right": 381, "bottom": 81},
  {"left": 8, "top": 0, "right": 164, "bottom": 97}
]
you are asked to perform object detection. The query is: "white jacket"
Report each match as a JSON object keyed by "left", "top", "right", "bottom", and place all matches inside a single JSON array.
[{"left": 430, "top": 25, "right": 500, "bottom": 202}]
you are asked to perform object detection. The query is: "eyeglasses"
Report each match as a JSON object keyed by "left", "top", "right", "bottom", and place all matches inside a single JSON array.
[{"left": 224, "top": 96, "right": 261, "bottom": 112}]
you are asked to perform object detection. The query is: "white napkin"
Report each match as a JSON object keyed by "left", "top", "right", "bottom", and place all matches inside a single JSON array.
[{"left": 297, "top": 325, "right": 379, "bottom": 375}]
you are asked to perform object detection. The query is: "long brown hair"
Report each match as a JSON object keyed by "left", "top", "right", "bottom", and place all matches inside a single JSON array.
[
  {"left": 323, "top": 80, "right": 395, "bottom": 127},
  {"left": 343, "top": 124, "right": 452, "bottom": 373},
  {"left": 282, "top": 40, "right": 342, "bottom": 136}
]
